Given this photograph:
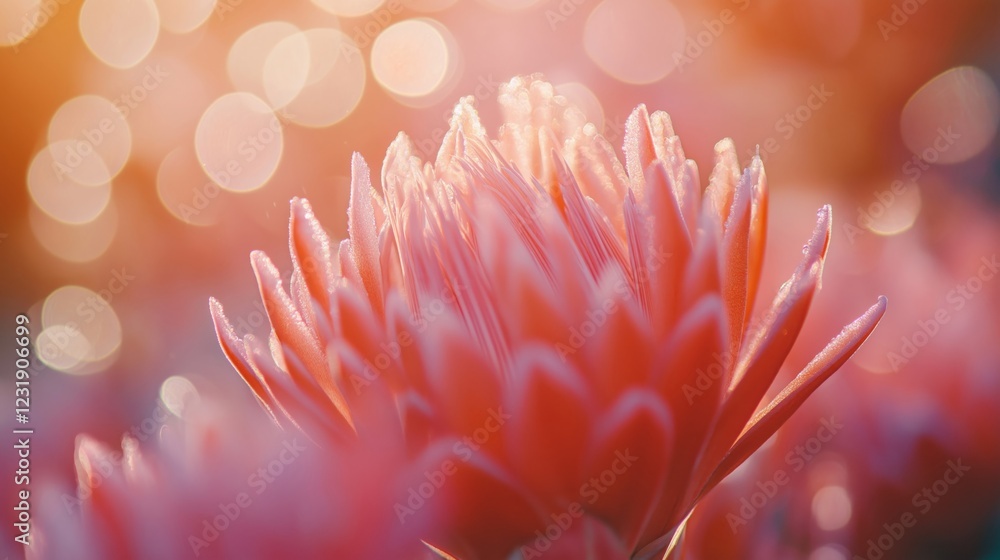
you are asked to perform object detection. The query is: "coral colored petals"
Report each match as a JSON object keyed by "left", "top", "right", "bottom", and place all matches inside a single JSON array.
[
  {"left": 744, "top": 156, "right": 769, "bottom": 326},
  {"left": 504, "top": 345, "right": 594, "bottom": 503},
  {"left": 198, "top": 76, "right": 886, "bottom": 559},
  {"left": 720, "top": 163, "right": 753, "bottom": 356},
  {"left": 642, "top": 160, "right": 692, "bottom": 338},
  {"left": 623, "top": 104, "right": 659, "bottom": 187},
  {"left": 209, "top": 298, "right": 278, "bottom": 420},
  {"left": 348, "top": 153, "right": 385, "bottom": 317},
  {"left": 703, "top": 139, "right": 741, "bottom": 231},
  {"left": 585, "top": 389, "right": 674, "bottom": 553},
  {"left": 698, "top": 296, "right": 888, "bottom": 500},
  {"left": 694, "top": 206, "right": 831, "bottom": 491},
  {"left": 420, "top": 313, "right": 504, "bottom": 437},
  {"left": 289, "top": 197, "right": 335, "bottom": 315},
  {"left": 651, "top": 295, "right": 727, "bottom": 520}
]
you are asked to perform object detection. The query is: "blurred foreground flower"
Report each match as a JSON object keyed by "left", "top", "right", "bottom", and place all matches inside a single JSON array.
[
  {"left": 209, "top": 76, "right": 885, "bottom": 559},
  {"left": 30, "top": 388, "right": 439, "bottom": 560}
]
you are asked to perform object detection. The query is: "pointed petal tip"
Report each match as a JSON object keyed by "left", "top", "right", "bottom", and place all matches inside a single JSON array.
[
  {"left": 208, "top": 297, "right": 225, "bottom": 321},
  {"left": 250, "top": 249, "right": 274, "bottom": 272},
  {"left": 715, "top": 137, "right": 737, "bottom": 153},
  {"left": 290, "top": 196, "right": 313, "bottom": 215},
  {"left": 209, "top": 297, "right": 235, "bottom": 333},
  {"left": 869, "top": 295, "right": 889, "bottom": 322}
]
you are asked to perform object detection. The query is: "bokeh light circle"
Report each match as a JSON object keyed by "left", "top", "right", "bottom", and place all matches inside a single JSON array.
[
  {"left": 811, "top": 485, "right": 853, "bottom": 531},
  {"left": 153, "top": 0, "right": 215, "bottom": 34},
  {"left": 79, "top": 0, "right": 160, "bottom": 69},
  {"left": 157, "top": 145, "right": 225, "bottom": 226},
  {"left": 403, "top": 0, "right": 458, "bottom": 12},
  {"left": 900, "top": 66, "right": 1000, "bottom": 165},
  {"left": 0, "top": 0, "right": 42, "bottom": 48},
  {"left": 160, "top": 376, "right": 201, "bottom": 417},
  {"left": 48, "top": 95, "right": 132, "bottom": 183},
  {"left": 371, "top": 19, "right": 449, "bottom": 98},
  {"left": 866, "top": 181, "right": 921, "bottom": 237},
  {"left": 808, "top": 546, "right": 848, "bottom": 560},
  {"left": 263, "top": 31, "right": 312, "bottom": 110},
  {"left": 556, "top": 82, "right": 604, "bottom": 130},
  {"left": 279, "top": 28, "right": 367, "bottom": 128},
  {"left": 476, "top": 0, "right": 545, "bottom": 11},
  {"left": 584, "top": 0, "right": 686, "bottom": 84},
  {"left": 39, "top": 285, "right": 123, "bottom": 374},
  {"left": 228, "top": 21, "right": 302, "bottom": 102},
  {"left": 29, "top": 200, "right": 119, "bottom": 263},
  {"left": 27, "top": 141, "right": 112, "bottom": 225},
  {"left": 195, "top": 92, "right": 284, "bottom": 192},
  {"left": 37, "top": 325, "right": 91, "bottom": 372},
  {"left": 311, "top": 0, "right": 383, "bottom": 17}
]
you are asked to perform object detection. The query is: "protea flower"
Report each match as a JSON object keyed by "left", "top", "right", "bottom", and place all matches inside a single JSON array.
[{"left": 209, "top": 75, "right": 886, "bottom": 559}]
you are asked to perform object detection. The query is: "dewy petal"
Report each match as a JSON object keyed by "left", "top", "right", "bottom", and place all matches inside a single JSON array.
[
  {"left": 623, "top": 104, "right": 659, "bottom": 187},
  {"left": 348, "top": 153, "right": 384, "bottom": 317},
  {"left": 694, "top": 206, "right": 832, "bottom": 491},
  {"left": 251, "top": 251, "right": 355, "bottom": 434},
  {"left": 720, "top": 161, "right": 753, "bottom": 357},
  {"left": 703, "top": 138, "right": 741, "bottom": 232},
  {"left": 698, "top": 295, "right": 888, "bottom": 499},
  {"left": 208, "top": 297, "right": 280, "bottom": 424},
  {"left": 435, "top": 95, "right": 488, "bottom": 174},
  {"left": 744, "top": 154, "right": 768, "bottom": 328},
  {"left": 636, "top": 161, "right": 692, "bottom": 338}
]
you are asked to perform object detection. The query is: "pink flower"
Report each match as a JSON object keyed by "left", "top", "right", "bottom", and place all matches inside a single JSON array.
[
  {"left": 202, "top": 74, "right": 886, "bottom": 559},
  {"left": 31, "top": 391, "right": 437, "bottom": 560}
]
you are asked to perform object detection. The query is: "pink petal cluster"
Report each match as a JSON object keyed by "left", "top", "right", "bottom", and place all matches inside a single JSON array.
[{"left": 37, "top": 75, "right": 886, "bottom": 560}]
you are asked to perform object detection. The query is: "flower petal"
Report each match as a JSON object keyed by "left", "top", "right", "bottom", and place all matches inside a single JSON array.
[{"left": 698, "top": 295, "right": 888, "bottom": 498}]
